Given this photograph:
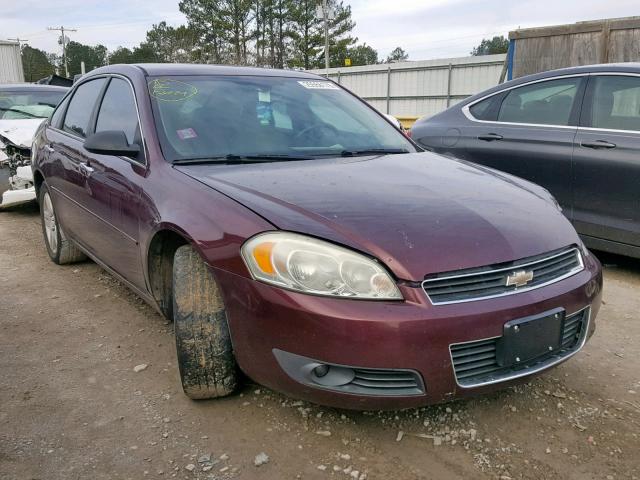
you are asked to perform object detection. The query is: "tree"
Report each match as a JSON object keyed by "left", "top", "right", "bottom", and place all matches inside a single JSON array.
[
  {"left": 179, "top": 0, "right": 232, "bottom": 64},
  {"left": 289, "top": 0, "right": 322, "bottom": 69},
  {"left": 385, "top": 46, "right": 408, "bottom": 63},
  {"left": 21, "top": 45, "right": 56, "bottom": 82},
  {"left": 65, "top": 41, "right": 107, "bottom": 75},
  {"left": 144, "top": 22, "right": 198, "bottom": 63},
  {"left": 312, "top": 1, "right": 357, "bottom": 69},
  {"left": 345, "top": 43, "right": 378, "bottom": 66},
  {"left": 471, "top": 36, "right": 509, "bottom": 56}
]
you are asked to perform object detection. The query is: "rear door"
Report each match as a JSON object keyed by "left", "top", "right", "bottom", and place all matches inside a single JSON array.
[
  {"left": 46, "top": 77, "right": 107, "bottom": 243},
  {"left": 462, "top": 76, "right": 587, "bottom": 215},
  {"left": 572, "top": 74, "right": 640, "bottom": 249}
]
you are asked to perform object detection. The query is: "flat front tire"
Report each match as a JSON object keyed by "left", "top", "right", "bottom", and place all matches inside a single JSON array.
[
  {"left": 39, "top": 183, "right": 86, "bottom": 265},
  {"left": 172, "top": 244, "right": 239, "bottom": 399}
]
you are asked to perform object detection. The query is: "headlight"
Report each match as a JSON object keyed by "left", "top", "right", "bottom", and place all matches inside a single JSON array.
[{"left": 241, "top": 232, "right": 402, "bottom": 300}]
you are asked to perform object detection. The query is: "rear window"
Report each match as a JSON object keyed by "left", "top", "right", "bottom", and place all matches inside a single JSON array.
[
  {"left": 590, "top": 75, "right": 640, "bottom": 132},
  {"left": 147, "top": 75, "right": 415, "bottom": 162}
]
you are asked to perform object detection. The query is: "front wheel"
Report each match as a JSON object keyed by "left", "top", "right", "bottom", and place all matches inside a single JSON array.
[
  {"left": 172, "top": 244, "right": 239, "bottom": 399},
  {"left": 39, "top": 183, "right": 87, "bottom": 265}
]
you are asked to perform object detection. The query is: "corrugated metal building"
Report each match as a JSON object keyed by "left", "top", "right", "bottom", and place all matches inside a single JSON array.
[
  {"left": 0, "top": 40, "right": 24, "bottom": 84},
  {"left": 311, "top": 54, "right": 506, "bottom": 124}
]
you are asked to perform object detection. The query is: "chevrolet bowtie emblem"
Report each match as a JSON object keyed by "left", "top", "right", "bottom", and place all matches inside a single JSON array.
[{"left": 505, "top": 270, "right": 534, "bottom": 288}]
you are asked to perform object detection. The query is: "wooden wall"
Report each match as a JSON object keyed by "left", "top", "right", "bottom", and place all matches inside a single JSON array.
[{"left": 509, "top": 17, "right": 640, "bottom": 78}]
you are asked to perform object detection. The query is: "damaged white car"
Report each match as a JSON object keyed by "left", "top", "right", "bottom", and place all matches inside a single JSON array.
[{"left": 0, "top": 84, "right": 67, "bottom": 209}]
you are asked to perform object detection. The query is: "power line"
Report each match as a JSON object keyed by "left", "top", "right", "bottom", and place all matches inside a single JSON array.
[{"left": 47, "top": 26, "right": 77, "bottom": 78}]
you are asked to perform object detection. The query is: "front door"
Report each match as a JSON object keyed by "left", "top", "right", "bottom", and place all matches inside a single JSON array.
[
  {"left": 573, "top": 74, "right": 640, "bottom": 250},
  {"left": 463, "top": 76, "right": 586, "bottom": 216},
  {"left": 82, "top": 77, "right": 147, "bottom": 289}
]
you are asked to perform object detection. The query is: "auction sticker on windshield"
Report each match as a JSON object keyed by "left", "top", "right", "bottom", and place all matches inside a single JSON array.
[
  {"left": 297, "top": 81, "right": 340, "bottom": 90},
  {"left": 149, "top": 78, "right": 198, "bottom": 102}
]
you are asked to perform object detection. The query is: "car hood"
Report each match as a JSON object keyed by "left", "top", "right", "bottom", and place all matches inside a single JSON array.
[
  {"left": 175, "top": 153, "right": 580, "bottom": 281},
  {"left": 0, "top": 118, "right": 46, "bottom": 149}
]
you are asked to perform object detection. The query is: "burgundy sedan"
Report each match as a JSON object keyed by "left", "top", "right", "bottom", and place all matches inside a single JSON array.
[{"left": 31, "top": 64, "right": 602, "bottom": 409}]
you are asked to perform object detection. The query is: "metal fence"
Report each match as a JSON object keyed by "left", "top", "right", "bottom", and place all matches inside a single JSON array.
[
  {"left": 0, "top": 40, "right": 24, "bottom": 84},
  {"left": 311, "top": 54, "right": 506, "bottom": 123}
]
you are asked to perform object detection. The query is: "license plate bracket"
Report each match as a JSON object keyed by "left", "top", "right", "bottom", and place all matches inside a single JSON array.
[{"left": 497, "top": 308, "right": 565, "bottom": 367}]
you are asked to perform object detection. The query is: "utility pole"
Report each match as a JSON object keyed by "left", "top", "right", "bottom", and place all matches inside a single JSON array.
[
  {"left": 322, "top": 0, "right": 329, "bottom": 74},
  {"left": 48, "top": 26, "right": 77, "bottom": 78}
]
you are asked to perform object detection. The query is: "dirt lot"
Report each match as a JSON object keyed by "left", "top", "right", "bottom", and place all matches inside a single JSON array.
[{"left": 1, "top": 205, "right": 639, "bottom": 480}]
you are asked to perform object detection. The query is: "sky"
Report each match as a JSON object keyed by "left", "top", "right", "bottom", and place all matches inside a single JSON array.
[{"left": 2, "top": 0, "right": 640, "bottom": 61}]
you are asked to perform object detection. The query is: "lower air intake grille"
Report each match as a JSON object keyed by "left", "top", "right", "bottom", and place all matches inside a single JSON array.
[
  {"left": 423, "top": 247, "right": 583, "bottom": 305},
  {"left": 347, "top": 368, "right": 423, "bottom": 395},
  {"left": 450, "top": 307, "right": 589, "bottom": 388}
]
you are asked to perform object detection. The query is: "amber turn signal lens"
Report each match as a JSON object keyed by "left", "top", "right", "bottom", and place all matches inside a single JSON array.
[{"left": 252, "top": 242, "right": 275, "bottom": 275}]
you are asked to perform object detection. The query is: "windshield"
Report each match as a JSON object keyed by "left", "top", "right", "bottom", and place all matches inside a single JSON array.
[
  {"left": 148, "top": 75, "right": 415, "bottom": 162},
  {"left": 0, "top": 90, "right": 66, "bottom": 120}
]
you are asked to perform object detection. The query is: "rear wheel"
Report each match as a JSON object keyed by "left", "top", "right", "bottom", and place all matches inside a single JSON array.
[
  {"left": 39, "top": 183, "right": 86, "bottom": 265},
  {"left": 172, "top": 244, "right": 239, "bottom": 399}
]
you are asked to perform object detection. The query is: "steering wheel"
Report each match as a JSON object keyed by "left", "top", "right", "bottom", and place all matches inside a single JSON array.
[{"left": 294, "top": 122, "right": 339, "bottom": 143}]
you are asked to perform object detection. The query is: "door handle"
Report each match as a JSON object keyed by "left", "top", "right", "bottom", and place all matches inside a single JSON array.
[
  {"left": 478, "top": 133, "right": 503, "bottom": 141},
  {"left": 78, "top": 162, "right": 94, "bottom": 177},
  {"left": 580, "top": 140, "right": 616, "bottom": 149},
  {"left": 44, "top": 144, "right": 55, "bottom": 153}
]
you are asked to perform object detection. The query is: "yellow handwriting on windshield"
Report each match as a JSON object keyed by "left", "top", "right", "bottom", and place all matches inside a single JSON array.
[{"left": 149, "top": 79, "right": 198, "bottom": 102}]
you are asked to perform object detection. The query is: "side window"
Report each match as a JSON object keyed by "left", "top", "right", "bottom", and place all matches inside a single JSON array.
[
  {"left": 96, "top": 78, "right": 140, "bottom": 145},
  {"left": 497, "top": 77, "right": 581, "bottom": 126},
  {"left": 63, "top": 78, "right": 106, "bottom": 138},
  {"left": 469, "top": 96, "right": 495, "bottom": 120},
  {"left": 589, "top": 75, "right": 640, "bottom": 132},
  {"left": 50, "top": 95, "right": 70, "bottom": 129}
]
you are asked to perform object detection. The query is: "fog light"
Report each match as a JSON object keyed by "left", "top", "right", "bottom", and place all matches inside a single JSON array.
[{"left": 313, "top": 364, "right": 330, "bottom": 378}]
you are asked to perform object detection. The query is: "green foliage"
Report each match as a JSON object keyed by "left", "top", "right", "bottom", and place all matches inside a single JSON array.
[
  {"left": 38, "top": 0, "right": 367, "bottom": 72},
  {"left": 385, "top": 46, "right": 408, "bottom": 63},
  {"left": 65, "top": 41, "right": 107, "bottom": 75},
  {"left": 21, "top": 46, "right": 57, "bottom": 82},
  {"left": 471, "top": 36, "right": 509, "bottom": 56}
]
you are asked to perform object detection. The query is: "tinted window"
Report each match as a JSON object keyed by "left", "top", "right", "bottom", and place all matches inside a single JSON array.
[
  {"left": 63, "top": 78, "right": 106, "bottom": 138},
  {"left": 50, "top": 94, "right": 70, "bottom": 128},
  {"left": 497, "top": 77, "right": 580, "bottom": 126},
  {"left": 469, "top": 96, "right": 494, "bottom": 120},
  {"left": 148, "top": 76, "right": 415, "bottom": 162},
  {"left": 96, "top": 78, "right": 140, "bottom": 145},
  {"left": 590, "top": 75, "right": 640, "bottom": 132}
]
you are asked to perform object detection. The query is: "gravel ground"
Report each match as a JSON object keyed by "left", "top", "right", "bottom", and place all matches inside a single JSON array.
[{"left": 1, "top": 205, "right": 639, "bottom": 480}]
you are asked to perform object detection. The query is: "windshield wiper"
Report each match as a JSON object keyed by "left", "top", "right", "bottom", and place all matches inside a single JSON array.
[
  {"left": 172, "top": 154, "right": 311, "bottom": 165},
  {"left": 0, "top": 107, "right": 43, "bottom": 119},
  {"left": 340, "top": 148, "right": 410, "bottom": 157}
]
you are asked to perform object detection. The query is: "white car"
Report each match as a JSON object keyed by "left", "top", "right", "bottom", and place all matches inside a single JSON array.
[{"left": 0, "top": 84, "right": 68, "bottom": 209}]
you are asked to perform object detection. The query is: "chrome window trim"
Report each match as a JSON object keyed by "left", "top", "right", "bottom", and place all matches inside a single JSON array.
[
  {"left": 463, "top": 71, "right": 640, "bottom": 132},
  {"left": 461, "top": 73, "right": 588, "bottom": 127},
  {"left": 422, "top": 247, "right": 584, "bottom": 306},
  {"left": 448, "top": 305, "right": 591, "bottom": 389},
  {"left": 50, "top": 73, "right": 148, "bottom": 169}
]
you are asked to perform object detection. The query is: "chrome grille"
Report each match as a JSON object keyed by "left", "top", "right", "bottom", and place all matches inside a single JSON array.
[
  {"left": 450, "top": 307, "right": 590, "bottom": 388},
  {"left": 422, "top": 247, "right": 583, "bottom": 305}
]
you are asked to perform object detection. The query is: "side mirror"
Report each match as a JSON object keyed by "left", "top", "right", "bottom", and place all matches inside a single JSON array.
[{"left": 84, "top": 130, "right": 140, "bottom": 158}]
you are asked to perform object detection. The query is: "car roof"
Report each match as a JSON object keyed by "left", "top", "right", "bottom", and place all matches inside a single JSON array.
[
  {"left": 455, "top": 62, "right": 640, "bottom": 107},
  {"left": 88, "top": 63, "right": 326, "bottom": 80},
  {"left": 0, "top": 84, "right": 68, "bottom": 92}
]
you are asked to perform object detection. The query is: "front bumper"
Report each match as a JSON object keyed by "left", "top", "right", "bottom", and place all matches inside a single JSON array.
[{"left": 215, "top": 251, "right": 602, "bottom": 410}]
